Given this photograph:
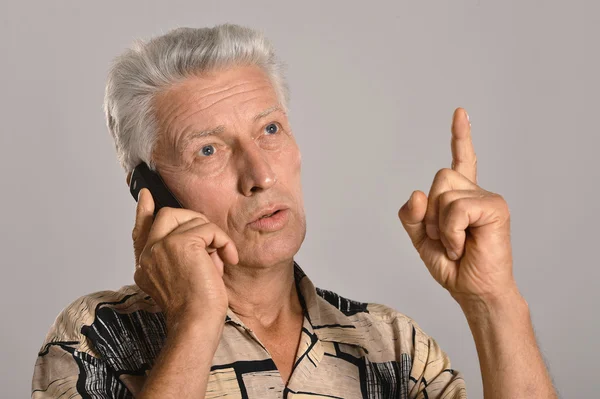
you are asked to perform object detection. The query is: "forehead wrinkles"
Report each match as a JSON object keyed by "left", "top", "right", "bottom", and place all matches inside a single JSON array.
[
  {"left": 179, "top": 82, "right": 274, "bottom": 126},
  {"left": 153, "top": 72, "right": 277, "bottom": 160}
]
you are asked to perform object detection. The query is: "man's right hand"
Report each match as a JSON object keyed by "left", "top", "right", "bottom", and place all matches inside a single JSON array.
[{"left": 132, "top": 187, "right": 239, "bottom": 328}]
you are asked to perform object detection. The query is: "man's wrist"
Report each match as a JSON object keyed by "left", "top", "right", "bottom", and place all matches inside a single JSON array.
[
  {"left": 453, "top": 285, "right": 529, "bottom": 326},
  {"left": 167, "top": 309, "right": 226, "bottom": 339},
  {"left": 451, "top": 285, "right": 557, "bottom": 399}
]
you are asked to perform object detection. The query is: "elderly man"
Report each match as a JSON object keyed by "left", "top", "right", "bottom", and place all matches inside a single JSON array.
[{"left": 32, "top": 24, "right": 557, "bottom": 398}]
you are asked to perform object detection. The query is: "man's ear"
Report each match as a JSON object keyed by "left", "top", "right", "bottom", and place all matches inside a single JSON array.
[{"left": 126, "top": 172, "right": 132, "bottom": 186}]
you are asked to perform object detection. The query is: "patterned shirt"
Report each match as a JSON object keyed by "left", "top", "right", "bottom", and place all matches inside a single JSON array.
[{"left": 32, "top": 262, "right": 467, "bottom": 398}]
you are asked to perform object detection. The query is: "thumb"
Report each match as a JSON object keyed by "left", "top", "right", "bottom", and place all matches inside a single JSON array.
[
  {"left": 397, "top": 190, "right": 428, "bottom": 249},
  {"left": 132, "top": 188, "right": 155, "bottom": 267}
]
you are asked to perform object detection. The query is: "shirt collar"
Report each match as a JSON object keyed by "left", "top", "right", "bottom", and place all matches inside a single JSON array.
[
  {"left": 293, "top": 261, "right": 369, "bottom": 351},
  {"left": 225, "top": 261, "right": 369, "bottom": 351}
]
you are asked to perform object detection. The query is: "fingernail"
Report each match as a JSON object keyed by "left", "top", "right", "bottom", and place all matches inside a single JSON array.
[
  {"left": 426, "top": 224, "right": 439, "bottom": 240},
  {"left": 407, "top": 192, "right": 414, "bottom": 210},
  {"left": 447, "top": 249, "right": 458, "bottom": 260},
  {"left": 464, "top": 109, "right": 471, "bottom": 126}
]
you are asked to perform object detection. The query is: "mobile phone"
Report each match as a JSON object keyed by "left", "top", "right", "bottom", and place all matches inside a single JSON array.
[{"left": 129, "top": 162, "right": 183, "bottom": 215}]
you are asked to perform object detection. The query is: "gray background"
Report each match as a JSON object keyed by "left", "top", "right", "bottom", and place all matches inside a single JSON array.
[{"left": 1, "top": 1, "right": 598, "bottom": 398}]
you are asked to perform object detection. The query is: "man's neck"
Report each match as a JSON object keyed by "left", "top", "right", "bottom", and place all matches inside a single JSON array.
[{"left": 223, "top": 259, "right": 303, "bottom": 330}]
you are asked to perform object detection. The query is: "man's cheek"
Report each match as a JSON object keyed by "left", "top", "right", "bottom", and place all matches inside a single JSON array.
[
  {"left": 280, "top": 148, "right": 301, "bottom": 177},
  {"left": 194, "top": 195, "right": 225, "bottom": 222}
]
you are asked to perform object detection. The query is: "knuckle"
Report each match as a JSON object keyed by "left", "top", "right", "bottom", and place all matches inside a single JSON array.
[
  {"left": 490, "top": 192, "right": 505, "bottom": 203},
  {"left": 447, "top": 197, "right": 465, "bottom": 216},
  {"left": 131, "top": 220, "right": 141, "bottom": 241},
  {"left": 162, "top": 234, "right": 182, "bottom": 252},
  {"left": 162, "top": 234, "right": 175, "bottom": 248},
  {"left": 438, "top": 190, "right": 452, "bottom": 209},
  {"left": 166, "top": 235, "right": 191, "bottom": 258},
  {"left": 155, "top": 206, "right": 171, "bottom": 219},
  {"left": 133, "top": 268, "right": 142, "bottom": 284},
  {"left": 133, "top": 269, "right": 148, "bottom": 292},
  {"left": 201, "top": 222, "right": 220, "bottom": 236},
  {"left": 138, "top": 250, "right": 151, "bottom": 268},
  {"left": 496, "top": 194, "right": 510, "bottom": 216},
  {"left": 132, "top": 225, "right": 141, "bottom": 242},
  {"left": 206, "top": 222, "right": 220, "bottom": 232},
  {"left": 434, "top": 168, "right": 445, "bottom": 181},
  {"left": 133, "top": 246, "right": 142, "bottom": 264},
  {"left": 188, "top": 239, "right": 207, "bottom": 252},
  {"left": 435, "top": 168, "right": 453, "bottom": 180},
  {"left": 195, "top": 213, "right": 210, "bottom": 223},
  {"left": 150, "top": 241, "right": 162, "bottom": 258}
]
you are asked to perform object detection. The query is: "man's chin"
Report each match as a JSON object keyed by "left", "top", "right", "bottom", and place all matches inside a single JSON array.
[{"left": 235, "top": 233, "right": 304, "bottom": 269}]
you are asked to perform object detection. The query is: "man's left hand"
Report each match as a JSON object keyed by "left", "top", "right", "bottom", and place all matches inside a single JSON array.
[{"left": 398, "top": 108, "right": 518, "bottom": 304}]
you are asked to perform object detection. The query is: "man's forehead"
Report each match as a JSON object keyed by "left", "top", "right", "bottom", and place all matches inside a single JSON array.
[
  {"left": 158, "top": 65, "right": 274, "bottom": 105},
  {"left": 153, "top": 66, "right": 281, "bottom": 155}
]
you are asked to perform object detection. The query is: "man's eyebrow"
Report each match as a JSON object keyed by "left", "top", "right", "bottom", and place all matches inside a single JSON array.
[
  {"left": 177, "top": 106, "right": 282, "bottom": 153},
  {"left": 253, "top": 106, "right": 281, "bottom": 121},
  {"left": 176, "top": 125, "right": 225, "bottom": 154}
]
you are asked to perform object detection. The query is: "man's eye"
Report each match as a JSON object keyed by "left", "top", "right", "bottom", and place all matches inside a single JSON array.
[
  {"left": 264, "top": 123, "right": 279, "bottom": 135},
  {"left": 199, "top": 145, "right": 216, "bottom": 157}
]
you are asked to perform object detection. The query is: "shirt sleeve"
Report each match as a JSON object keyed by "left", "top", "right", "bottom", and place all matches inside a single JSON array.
[
  {"left": 407, "top": 319, "right": 468, "bottom": 399},
  {"left": 31, "top": 296, "right": 134, "bottom": 399},
  {"left": 32, "top": 341, "right": 133, "bottom": 399}
]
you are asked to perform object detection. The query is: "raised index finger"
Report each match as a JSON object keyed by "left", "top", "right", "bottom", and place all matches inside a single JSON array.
[{"left": 450, "top": 107, "right": 477, "bottom": 184}]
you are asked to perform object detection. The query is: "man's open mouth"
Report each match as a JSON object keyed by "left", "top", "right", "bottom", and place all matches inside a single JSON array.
[{"left": 259, "top": 210, "right": 280, "bottom": 219}]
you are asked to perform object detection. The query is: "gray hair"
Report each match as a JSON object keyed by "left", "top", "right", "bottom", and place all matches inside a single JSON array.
[{"left": 103, "top": 23, "right": 290, "bottom": 175}]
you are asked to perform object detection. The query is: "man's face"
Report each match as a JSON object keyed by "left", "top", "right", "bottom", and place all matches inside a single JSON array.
[{"left": 148, "top": 65, "right": 305, "bottom": 268}]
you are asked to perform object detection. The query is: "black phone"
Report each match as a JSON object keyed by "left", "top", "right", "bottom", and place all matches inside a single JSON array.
[{"left": 129, "top": 162, "right": 183, "bottom": 216}]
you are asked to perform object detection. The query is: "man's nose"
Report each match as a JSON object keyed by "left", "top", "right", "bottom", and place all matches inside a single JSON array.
[{"left": 238, "top": 142, "right": 277, "bottom": 196}]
